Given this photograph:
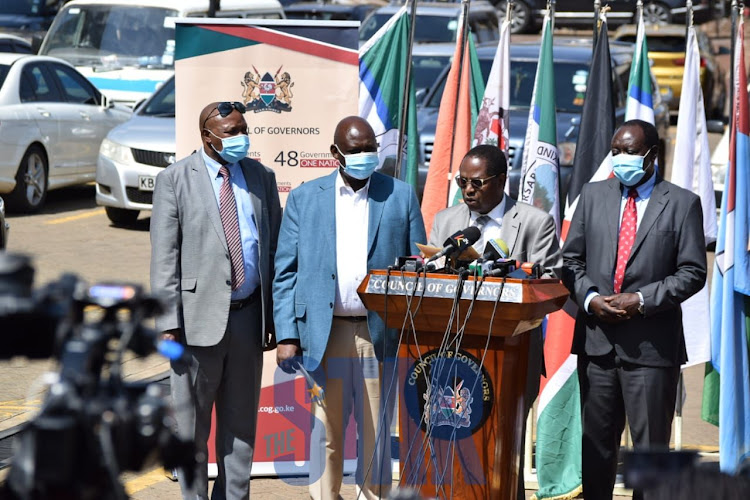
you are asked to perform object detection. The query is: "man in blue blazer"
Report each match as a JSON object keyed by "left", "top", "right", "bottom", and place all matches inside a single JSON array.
[{"left": 273, "top": 116, "right": 426, "bottom": 500}]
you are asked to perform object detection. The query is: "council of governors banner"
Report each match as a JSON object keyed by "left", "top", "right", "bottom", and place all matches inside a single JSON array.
[{"left": 174, "top": 18, "right": 360, "bottom": 477}]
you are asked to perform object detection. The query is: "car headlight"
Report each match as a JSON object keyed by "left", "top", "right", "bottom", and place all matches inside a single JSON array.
[
  {"left": 0, "top": 197, "right": 5, "bottom": 217},
  {"left": 558, "top": 141, "right": 576, "bottom": 166},
  {"left": 100, "top": 138, "right": 133, "bottom": 164}
]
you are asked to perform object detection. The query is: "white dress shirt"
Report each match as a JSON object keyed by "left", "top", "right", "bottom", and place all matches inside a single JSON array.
[
  {"left": 469, "top": 196, "right": 506, "bottom": 253},
  {"left": 334, "top": 171, "right": 370, "bottom": 316}
]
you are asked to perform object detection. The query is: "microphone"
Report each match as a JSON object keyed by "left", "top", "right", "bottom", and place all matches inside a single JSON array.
[
  {"left": 482, "top": 238, "right": 510, "bottom": 261},
  {"left": 426, "top": 226, "right": 482, "bottom": 264}
]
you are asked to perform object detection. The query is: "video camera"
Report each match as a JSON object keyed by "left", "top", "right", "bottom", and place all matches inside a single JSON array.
[{"left": 0, "top": 253, "right": 195, "bottom": 500}]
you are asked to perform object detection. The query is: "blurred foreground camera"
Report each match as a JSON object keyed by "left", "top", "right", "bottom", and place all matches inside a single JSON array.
[{"left": 0, "top": 253, "right": 195, "bottom": 500}]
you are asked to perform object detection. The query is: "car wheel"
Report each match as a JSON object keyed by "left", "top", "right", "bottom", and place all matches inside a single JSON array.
[
  {"left": 105, "top": 206, "right": 139, "bottom": 226},
  {"left": 496, "top": 1, "right": 533, "bottom": 34},
  {"left": 10, "top": 145, "right": 48, "bottom": 213},
  {"left": 642, "top": 2, "right": 670, "bottom": 25}
]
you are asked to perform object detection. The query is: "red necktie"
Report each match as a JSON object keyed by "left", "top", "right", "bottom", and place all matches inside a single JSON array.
[
  {"left": 218, "top": 166, "right": 245, "bottom": 290},
  {"left": 613, "top": 188, "right": 638, "bottom": 294}
]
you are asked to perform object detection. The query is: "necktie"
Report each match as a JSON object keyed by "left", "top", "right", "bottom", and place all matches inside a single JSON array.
[
  {"left": 475, "top": 215, "right": 491, "bottom": 230},
  {"left": 218, "top": 166, "right": 245, "bottom": 290},
  {"left": 613, "top": 188, "right": 638, "bottom": 294}
]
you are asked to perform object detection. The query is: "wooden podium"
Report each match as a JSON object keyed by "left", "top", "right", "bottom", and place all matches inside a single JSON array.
[{"left": 358, "top": 270, "right": 568, "bottom": 499}]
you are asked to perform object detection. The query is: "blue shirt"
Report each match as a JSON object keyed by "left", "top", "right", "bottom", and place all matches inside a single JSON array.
[{"left": 202, "top": 149, "right": 260, "bottom": 300}]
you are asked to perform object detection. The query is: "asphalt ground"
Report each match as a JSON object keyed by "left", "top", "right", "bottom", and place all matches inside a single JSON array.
[{"left": 0, "top": 14, "right": 745, "bottom": 499}]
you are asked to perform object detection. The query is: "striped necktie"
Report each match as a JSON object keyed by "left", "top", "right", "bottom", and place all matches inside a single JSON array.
[{"left": 218, "top": 166, "right": 245, "bottom": 290}]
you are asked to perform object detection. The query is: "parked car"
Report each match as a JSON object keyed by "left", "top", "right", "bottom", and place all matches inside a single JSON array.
[
  {"left": 492, "top": 1, "right": 714, "bottom": 34},
  {"left": 613, "top": 23, "right": 726, "bottom": 118},
  {"left": 0, "top": 53, "right": 131, "bottom": 212},
  {"left": 0, "top": 196, "right": 8, "bottom": 249},
  {"left": 0, "top": 34, "right": 33, "bottom": 54},
  {"left": 0, "top": 0, "right": 61, "bottom": 41},
  {"left": 284, "top": 1, "right": 382, "bottom": 21},
  {"left": 96, "top": 75, "right": 175, "bottom": 225},
  {"left": 417, "top": 39, "right": 671, "bottom": 201},
  {"left": 359, "top": 1, "right": 500, "bottom": 45}
]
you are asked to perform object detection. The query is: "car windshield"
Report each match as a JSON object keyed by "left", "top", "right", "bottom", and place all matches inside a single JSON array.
[
  {"left": 617, "top": 35, "right": 686, "bottom": 52},
  {"left": 140, "top": 77, "right": 175, "bottom": 117},
  {"left": 360, "top": 13, "right": 459, "bottom": 43},
  {"left": 42, "top": 5, "right": 178, "bottom": 69},
  {"left": 0, "top": 65, "right": 9, "bottom": 88},
  {"left": 4, "top": 0, "right": 57, "bottom": 16},
  {"left": 412, "top": 54, "right": 451, "bottom": 93},
  {"left": 424, "top": 59, "right": 590, "bottom": 114}
]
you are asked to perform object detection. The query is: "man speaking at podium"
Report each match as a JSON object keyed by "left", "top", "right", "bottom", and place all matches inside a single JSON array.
[
  {"left": 273, "top": 116, "right": 426, "bottom": 499},
  {"left": 562, "top": 120, "right": 706, "bottom": 500},
  {"left": 428, "top": 144, "right": 562, "bottom": 498}
]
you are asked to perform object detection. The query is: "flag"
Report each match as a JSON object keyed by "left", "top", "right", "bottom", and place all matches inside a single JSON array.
[
  {"left": 701, "top": 16, "right": 750, "bottom": 473},
  {"left": 534, "top": 20, "right": 615, "bottom": 500},
  {"left": 359, "top": 5, "right": 419, "bottom": 188},
  {"left": 472, "top": 18, "right": 510, "bottom": 194},
  {"left": 670, "top": 25, "right": 718, "bottom": 369},
  {"left": 519, "top": 13, "right": 560, "bottom": 232},
  {"left": 625, "top": 13, "right": 654, "bottom": 124},
  {"left": 421, "top": 14, "right": 484, "bottom": 236}
]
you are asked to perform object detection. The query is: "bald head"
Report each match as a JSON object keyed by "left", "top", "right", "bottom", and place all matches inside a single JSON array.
[{"left": 332, "top": 116, "right": 376, "bottom": 148}]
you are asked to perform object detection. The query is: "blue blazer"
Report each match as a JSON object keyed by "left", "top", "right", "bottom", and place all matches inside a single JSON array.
[{"left": 273, "top": 170, "right": 426, "bottom": 370}]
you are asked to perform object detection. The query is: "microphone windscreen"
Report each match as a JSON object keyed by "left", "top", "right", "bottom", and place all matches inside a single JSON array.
[
  {"left": 461, "top": 226, "right": 482, "bottom": 245},
  {"left": 483, "top": 238, "right": 509, "bottom": 260}
]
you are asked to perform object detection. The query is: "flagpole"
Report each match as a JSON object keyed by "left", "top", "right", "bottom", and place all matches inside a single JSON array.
[
  {"left": 394, "top": 0, "right": 418, "bottom": 182},
  {"left": 445, "top": 0, "right": 471, "bottom": 206},
  {"left": 593, "top": 0, "right": 600, "bottom": 46},
  {"left": 549, "top": 0, "right": 556, "bottom": 31},
  {"left": 637, "top": 0, "right": 643, "bottom": 25},
  {"left": 730, "top": 0, "right": 738, "bottom": 130}
]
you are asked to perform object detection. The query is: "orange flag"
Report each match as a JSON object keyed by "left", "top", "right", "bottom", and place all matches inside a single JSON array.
[{"left": 421, "top": 28, "right": 474, "bottom": 239}]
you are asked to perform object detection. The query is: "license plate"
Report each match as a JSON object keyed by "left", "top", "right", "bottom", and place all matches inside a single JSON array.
[{"left": 138, "top": 175, "right": 155, "bottom": 191}]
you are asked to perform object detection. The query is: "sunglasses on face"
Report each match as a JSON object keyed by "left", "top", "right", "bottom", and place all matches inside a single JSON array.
[
  {"left": 455, "top": 174, "right": 498, "bottom": 189},
  {"left": 202, "top": 101, "right": 246, "bottom": 129}
]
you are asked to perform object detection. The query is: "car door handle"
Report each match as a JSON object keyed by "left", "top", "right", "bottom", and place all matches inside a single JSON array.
[
  {"left": 79, "top": 112, "right": 91, "bottom": 120},
  {"left": 37, "top": 108, "right": 50, "bottom": 118}
]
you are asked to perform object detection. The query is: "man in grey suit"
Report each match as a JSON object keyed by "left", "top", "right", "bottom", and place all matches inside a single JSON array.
[
  {"left": 151, "top": 101, "right": 281, "bottom": 500},
  {"left": 274, "top": 116, "right": 426, "bottom": 500},
  {"left": 427, "top": 144, "right": 561, "bottom": 499},
  {"left": 562, "top": 120, "right": 706, "bottom": 500}
]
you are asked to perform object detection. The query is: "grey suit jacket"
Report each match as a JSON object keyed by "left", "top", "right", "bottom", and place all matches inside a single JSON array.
[
  {"left": 562, "top": 176, "right": 707, "bottom": 367},
  {"left": 428, "top": 197, "right": 562, "bottom": 279},
  {"left": 150, "top": 151, "right": 282, "bottom": 347}
]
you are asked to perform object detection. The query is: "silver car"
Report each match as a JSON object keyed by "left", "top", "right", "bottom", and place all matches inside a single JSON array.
[{"left": 96, "top": 76, "right": 175, "bottom": 225}]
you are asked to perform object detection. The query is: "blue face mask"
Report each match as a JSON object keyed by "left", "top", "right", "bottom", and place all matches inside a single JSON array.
[
  {"left": 612, "top": 148, "right": 653, "bottom": 187},
  {"left": 207, "top": 129, "right": 250, "bottom": 164},
  {"left": 335, "top": 145, "right": 379, "bottom": 180}
]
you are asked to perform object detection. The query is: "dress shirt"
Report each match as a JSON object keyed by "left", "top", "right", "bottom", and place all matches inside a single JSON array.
[
  {"left": 583, "top": 174, "right": 657, "bottom": 313},
  {"left": 202, "top": 149, "right": 260, "bottom": 300},
  {"left": 469, "top": 196, "right": 506, "bottom": 253},
  {"left": 334, "top": 171, "right": 370, "bottom": 316}
]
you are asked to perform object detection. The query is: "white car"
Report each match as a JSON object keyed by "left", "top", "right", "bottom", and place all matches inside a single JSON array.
[
  {"left": 96, "top": 75, "right": 175, "bottom": 225},
  {"left": 0, "top": 53, "right": 131, "bottom": 212}
]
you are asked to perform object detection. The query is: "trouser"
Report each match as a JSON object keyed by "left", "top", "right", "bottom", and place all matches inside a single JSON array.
[
  {"left": 171, "top": 301, "right": 263, "bottom": 500},
  {"left": 578, "top": 353, "right": 680, "bottom": 500},
  {"left": 308, "top": 317, "right": 394, "bottom": 500}
]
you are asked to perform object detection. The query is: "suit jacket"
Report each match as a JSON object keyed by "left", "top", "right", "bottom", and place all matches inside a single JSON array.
[
  {"left": 562, "top": 176, "right": 707, "bottom": 367},
  {"left": 150, "top": 152, "right": 282, "bottom": 347},
  {"left": 273, "top": 171, "right": 426, "bottom": 370},
  {"left": 427, "top": 197, "right": 562, "bottom": 279}
]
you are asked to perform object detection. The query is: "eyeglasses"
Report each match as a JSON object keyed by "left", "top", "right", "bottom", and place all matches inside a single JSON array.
[
  {"left": 202, "top": 101, "right": 246, "bottom": 129},
  {"left": 455, "top": 174, "right": 498, "bottom": 189}
]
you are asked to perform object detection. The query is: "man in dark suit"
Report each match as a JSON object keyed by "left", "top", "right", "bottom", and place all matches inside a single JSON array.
[
  {"left": 562, "top": 120, "right": 707, "bottom": 500},
  {"left": 151, "top": 101, "right": 281, "bottom": 500}
]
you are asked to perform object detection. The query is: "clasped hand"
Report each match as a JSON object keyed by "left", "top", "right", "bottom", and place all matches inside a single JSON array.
[{"left": 590, "top": 293, "right": 641, "bottom": 323}]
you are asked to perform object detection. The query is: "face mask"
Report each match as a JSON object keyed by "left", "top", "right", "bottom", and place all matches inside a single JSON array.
[
  {"left": 335, "top": 145, "right": 379, "bottom": 180},
  {"left": 206, "top": 129, "right": 250, "bottom": 164},
  {"left": 612, "top": 148, "right": 652, "bottom": 187}
]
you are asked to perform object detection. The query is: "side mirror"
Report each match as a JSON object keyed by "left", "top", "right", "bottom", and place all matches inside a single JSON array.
[
  {"left": 415, "top": 88, "right": 426, "bottom": 104},
  {"left": 100, "top": 93, "right": 114, "bottom": 109},
  {"left": 706, "top": 119, "right": 725, "bottom": 134},
  {"left": 31, "top": 35, "right": 43, "bottom": 55}
]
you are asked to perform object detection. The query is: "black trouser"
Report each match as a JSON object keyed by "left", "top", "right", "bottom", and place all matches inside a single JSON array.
[{"left": 578, "top": 353, "right": 680, "bottom": 500}]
